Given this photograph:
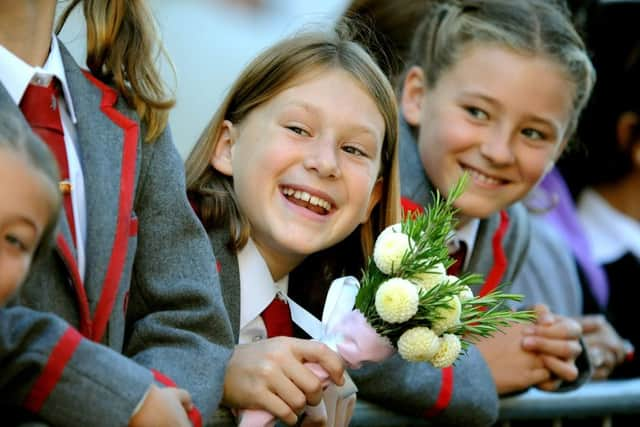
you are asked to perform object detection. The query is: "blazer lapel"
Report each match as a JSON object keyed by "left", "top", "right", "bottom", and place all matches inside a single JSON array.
[{"left": 60, "top": 43, "right": 139, "bottom": 342}]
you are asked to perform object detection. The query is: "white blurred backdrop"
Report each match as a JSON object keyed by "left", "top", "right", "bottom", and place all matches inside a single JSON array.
[{"left": 57, "top": 0, "right": 349, "bottom": 157}]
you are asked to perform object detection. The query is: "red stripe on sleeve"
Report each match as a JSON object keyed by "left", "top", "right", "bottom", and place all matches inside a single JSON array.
[
  {"left": 24, "top": 327, "right": 82, "bottom": 412},
  {"left": 151, "top": 369, "right": 203, "bottom": 427},
  {"left": 423, "top": 366, "right": 454, "bottom": 417}
]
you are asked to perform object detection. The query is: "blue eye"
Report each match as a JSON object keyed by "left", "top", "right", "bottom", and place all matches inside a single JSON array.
[
  {"left": 287, "top": 126, "right": 310, "bottom": 137},
  {"left": 522, "top": 128, "right": 545, "bottom": 140},
  {"left": 466, "top": 107, "right": 489, "bottom": 120},
  {"left": 342, "top": 145, "right": 368, "bottom": 157}
]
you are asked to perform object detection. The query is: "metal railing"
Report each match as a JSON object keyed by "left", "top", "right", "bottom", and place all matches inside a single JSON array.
[{"left": 213, "top": 379, "right": 640, "bottom": 426}]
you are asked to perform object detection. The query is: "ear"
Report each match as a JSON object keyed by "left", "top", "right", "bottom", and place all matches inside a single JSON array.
[
  {"left": 617, "top": 111, "right": 639, "bottom": 150},
  {"left": 210, "top": 120, "right": 235, "bottom": 176},
  {"left": 361, "top": 178, "right": 384, "bottom": 223},
  {"left": 401, "top": 66, "right": 427, "bottom": 127}
]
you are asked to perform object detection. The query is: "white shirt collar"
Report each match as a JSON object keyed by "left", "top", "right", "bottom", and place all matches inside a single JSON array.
[
  {"left": 578, "top": 188, "right": 640, "bottom": 263},
  {"left": 0, "top": 35, "right": 77, "bottom": 123},
  {"left": 238, "top": 238, "right": 289, "bottom": 330},
  {"left": 452, "top": 218, "right": 480, "bottom": 269}
]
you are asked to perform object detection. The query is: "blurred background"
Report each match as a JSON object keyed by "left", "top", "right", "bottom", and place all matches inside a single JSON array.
[{"left": 57, "top": 0, "right": 349, "bottom": 157}]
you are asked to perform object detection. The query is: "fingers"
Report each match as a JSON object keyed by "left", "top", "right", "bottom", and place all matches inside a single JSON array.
[
  {"left": 536, "top": 378, "right": 563, "bottom": 392},
  {"left": 579, "top": 314, "right": 607, "bottom": 334},
  {"left": 521, "top": 335, "right": 582, "bottom": 360},
  {"left": 281, "top": 361, "right": 325, "bottom": 406},
  {"left": 588, "top": 346, "right": 617, "bottom": 380},
  {"left": 173, "top": 388, "right": 193, "bottom": 411},
  {"left": 532, "top": 304, "right": 553, "bottom": 325},
  {"left": 525, "top": 316, "right": 582, "bottom": 340},
  {"left": 292, "top": 340, "right": 345, "bottom": 386},
  {"left": 541, "top": 354, "right": 579, "bottom": 382},
  {"left": 257, "top": 390, "right": 301, "bottom": 426}
]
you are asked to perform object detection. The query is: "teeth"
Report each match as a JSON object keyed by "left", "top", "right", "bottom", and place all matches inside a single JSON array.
[
  {"left": 282, "top": 187, "right": 331, "bottom": 210},
  {"left": 465, "top": 168, "right": 501, "bottom": 185}
]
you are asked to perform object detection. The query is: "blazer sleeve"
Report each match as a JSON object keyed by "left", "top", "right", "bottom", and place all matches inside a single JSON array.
[
  {"left": 122, "top": 125, "right": 234, "bottom": 421},
  {"left": 349, "top": 346, "right": 499, "bottom": 427},
  {"left": 0, "top": 306, "right": 153, "bottom": 427}
]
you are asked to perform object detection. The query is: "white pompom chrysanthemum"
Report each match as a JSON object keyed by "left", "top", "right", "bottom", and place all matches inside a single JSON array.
[
  {"left": 375, "top": 278, "right": 419, "bottom": 323},
  {"left": 413, "top": 262, "right": 447, "bottom": 291},
  {"left": 373, "top": 224, "right": 414, "bottom": 274},
  {"left": 397, "top": 327, "right": 440, "bottom": 362},
  {"left": 431, "top": 295, "right": 462, "bottom": 335},
  {"left": 431, "top": 334, "right": 462, "bottom": 368},
  {"left": 458, "top": 284, "right": 474, "bottom": 302}
]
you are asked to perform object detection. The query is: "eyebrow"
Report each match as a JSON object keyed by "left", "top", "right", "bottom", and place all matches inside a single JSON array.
[{"left": 282, "top": 101, "right": 383, "bottom": 140}]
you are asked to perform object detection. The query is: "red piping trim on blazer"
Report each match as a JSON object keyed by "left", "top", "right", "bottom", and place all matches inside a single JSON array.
[
  {"left": 56, "top": 234, "right": 92, "bottom": 337},
  {"left": 422, "top": 367, "right": 454, "bottom": 418},
  {"left": 82, "top": 70, "right": 138, "bottom": 343},
  {"left": 401, "top": 198, "right": 510, "bottom": 416},
  {"left": 151, "top": 369, "right": 203, "bottom": 427},
  {"left": 479, "top": 210, "right": 509, "bottom": 297},
  {"left": 24, "top": 327, "right": 82, "bottom": 412}
]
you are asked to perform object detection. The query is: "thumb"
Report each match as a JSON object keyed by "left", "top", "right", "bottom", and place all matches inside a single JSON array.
[{"left": 175, "top": 388, "right": 194, "bottom": 411}]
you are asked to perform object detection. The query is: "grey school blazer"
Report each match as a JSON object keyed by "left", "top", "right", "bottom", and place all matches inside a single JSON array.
[
  {"left": 0, "top": 42, "right": 234, "bottom": 427},
  {"left": 398, "top": 120, "right": 589, "bottom": 397},
  {"left": 206, "top": 223, "right": 499, "bottom": 427}
]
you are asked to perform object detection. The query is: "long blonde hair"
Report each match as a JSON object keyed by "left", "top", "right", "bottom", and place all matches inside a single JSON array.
[
  {"left": 56, "top": 0, "right": 175, "bottom": 142},
  {"left": 186, "top": 27, "right": 401, "bottom": 263}
]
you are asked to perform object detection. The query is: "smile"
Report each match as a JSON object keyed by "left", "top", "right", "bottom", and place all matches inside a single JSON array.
[
  {"left": 281, "top": 186, "right": 333, "bottom": 215},
  {"left": 462, "top": 166, "right": 506, "bottom": 186}
]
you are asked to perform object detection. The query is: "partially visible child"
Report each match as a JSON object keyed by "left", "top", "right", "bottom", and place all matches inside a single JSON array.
[
  {"left": 0, "top": 111, "right": 60, "bottom": 305},
  {"left": 185, "top": 27, "right": 404, "bottom": 425},
  {"left": 0, "top": 1, "right": 233, "bottom": 426},
  {"left": 398, "top": 0, "right": 594, "bottom": 397}
]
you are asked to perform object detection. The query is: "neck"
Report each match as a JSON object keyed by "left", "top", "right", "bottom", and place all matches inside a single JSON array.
[
  {"left": 0, "top": 0, "right": 56, "bottom": 67},
  {"left": 252, "top": 238, "right": 304, "bottom": 283},
  {"left": 594, "top": 172, "right": 640, "bottom": 221}
]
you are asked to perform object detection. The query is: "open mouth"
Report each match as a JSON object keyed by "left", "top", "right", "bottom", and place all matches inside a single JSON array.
[{"left": 281, "top": 186, "right": 333, "bottom": 215}]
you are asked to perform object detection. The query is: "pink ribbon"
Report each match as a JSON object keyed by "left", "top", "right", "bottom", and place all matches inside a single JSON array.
[{"left": 237, "top": 310, "right": 394, "bottom": 427}]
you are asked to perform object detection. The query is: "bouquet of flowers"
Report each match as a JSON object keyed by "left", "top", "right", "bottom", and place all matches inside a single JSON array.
[
  {"left": 354, "top": 177, "right": 534, "bottom": 367},
  {"left": 239, "top": 177, "right": 534, "bottom": 427}
]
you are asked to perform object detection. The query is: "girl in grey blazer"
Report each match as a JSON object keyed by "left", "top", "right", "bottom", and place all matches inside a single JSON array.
[
  {"left": 397, "top": 0, "right": 593, "bottom": 406},
  {"left": 0, "top": 2, "right": 234, "bottom": 426}
]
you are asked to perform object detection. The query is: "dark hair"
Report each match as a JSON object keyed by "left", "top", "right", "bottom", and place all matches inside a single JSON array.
[
  {"left": 0, "top": 110, "right": 61, "bottom": 256},
  {"left": 560, "top": 0, "right": 640, "bottom": 195}
]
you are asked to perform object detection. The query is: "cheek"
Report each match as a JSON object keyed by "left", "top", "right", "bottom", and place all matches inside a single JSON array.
[
  {"left": 518, "top": 147, "right": 556, "bottom": 185},
  {"left": 0, "top": 255, "right": 31, "bottom": 304}
]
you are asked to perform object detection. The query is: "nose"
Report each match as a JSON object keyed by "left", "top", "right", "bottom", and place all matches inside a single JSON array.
[
  {"left": 479, "top": 125, "right": 516, "bottom": 166},
  {"left": 303, "top": 138, "right": 341, "bottom": 179}
]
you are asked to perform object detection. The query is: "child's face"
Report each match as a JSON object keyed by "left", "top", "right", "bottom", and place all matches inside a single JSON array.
[
  {"left": 402, "top": 44, "right": 574, "bottom": 220},
  {"left": 0, "top": 149, "right": 55, "bottom": 305},
  {"left": 212, "top": 68, "right": 384, "bottom": 279}
]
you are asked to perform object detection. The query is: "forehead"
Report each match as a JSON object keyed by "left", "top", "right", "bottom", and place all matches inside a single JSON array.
[
  {"left": 256, "top": 68, "right": 386, "bottom": 132},
  {"left": 439, "top": 43, "right": 575, "bottom": 129},
  {"left": 0, "top": 148, "right": 56, "bottom": 231}
]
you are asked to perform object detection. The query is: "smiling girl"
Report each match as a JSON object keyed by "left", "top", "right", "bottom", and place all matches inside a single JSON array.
[
  {"left": 399, "top": 0, "right": 595, "bottom": 398},
  {"left": 186, "top": 28, "right": 400, "bottom": 425}
]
